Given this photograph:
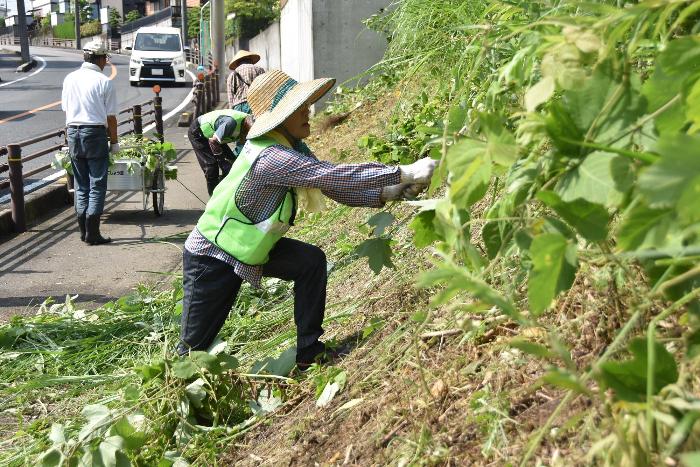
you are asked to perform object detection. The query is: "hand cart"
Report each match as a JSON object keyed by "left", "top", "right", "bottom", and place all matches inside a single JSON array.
[{"left": 105, "top": 145, "right": 166, "bottom": 216}]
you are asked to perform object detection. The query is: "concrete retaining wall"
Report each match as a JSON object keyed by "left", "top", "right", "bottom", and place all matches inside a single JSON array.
[
  {"left": 247, "top": 21, "right": 280, "bottom": 71},
  {"left": 280, "top": 0, "right": 313, "bottom": 83},
  {"left": 222, "top": 0, "right": 389, "bottom": 110},
  {"left": 311, "top": 0, "right": 388, "bottom": 106}
]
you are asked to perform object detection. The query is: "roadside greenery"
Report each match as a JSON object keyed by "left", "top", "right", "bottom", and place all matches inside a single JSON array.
[
  {"left": 80, "top": 21, "right": 101, "bottom": 38},
  {"left": 0, "top": 281, "right": 291, "bottom": 465},
  {"left": 107, "top": 8, "right": 121, "bottom": 34},
  {"left": 52, "top": 22, "right": 75, "bottom": 40},
  {"left": 124, "top": 10, "right": 141, "bottom": 25},
  {"left": 333, "top": 0, "right": 700, "bottom": 464},
  {"left": 224, "top": 0, "right": 278, "bottom": 39},
  {"left": 4, "top": 0, "right": 700, "bottom": 464}
]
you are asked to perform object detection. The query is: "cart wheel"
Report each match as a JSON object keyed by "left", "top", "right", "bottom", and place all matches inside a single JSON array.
[{"left": 152, "top": 168, "right": 165, "bottom": 216}]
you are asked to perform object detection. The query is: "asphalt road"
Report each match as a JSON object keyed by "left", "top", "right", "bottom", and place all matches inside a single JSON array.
[{"left": 0, "top": 45, "right": 195, "bottom": 202}]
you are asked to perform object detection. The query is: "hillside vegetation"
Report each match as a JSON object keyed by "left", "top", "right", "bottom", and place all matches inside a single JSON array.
[{"left": 2, "top": 0, "right": 700, "bottom": 465}]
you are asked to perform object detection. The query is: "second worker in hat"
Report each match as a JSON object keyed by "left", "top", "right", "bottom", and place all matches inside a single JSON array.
[
  {"left": 177, "top": 70, "right": 437, "bottom": 371},
  {"left": 226, "top": 50, "right": 265, "bottom": 113}
]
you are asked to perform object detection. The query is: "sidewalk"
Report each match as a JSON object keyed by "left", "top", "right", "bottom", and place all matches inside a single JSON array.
[{"left": 0, "top": 121, "right": 210, "bottom": 322}]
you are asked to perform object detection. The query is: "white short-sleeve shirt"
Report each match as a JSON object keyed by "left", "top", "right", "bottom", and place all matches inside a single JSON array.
[{"left": 61, "top": 62, "right": 118, "bottom": 126}]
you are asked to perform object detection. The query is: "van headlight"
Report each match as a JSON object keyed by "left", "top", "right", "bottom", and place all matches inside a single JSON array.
[
  {"left": 172, "top": 57, "right": 184, "bottom": 67},
  {"left": 130, "top": 57, "right": 142, "bottom": 65}
]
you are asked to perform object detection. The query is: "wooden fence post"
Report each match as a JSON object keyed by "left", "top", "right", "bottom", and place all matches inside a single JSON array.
[
  {"left": 154, "top": 94, "right": 164, "bottom": 143},
  {"left": 133, "top": 104, "right": 142, "bottom": 137},
  {"left": 8, "top": 144, "right": 26, "bottom": 233}
]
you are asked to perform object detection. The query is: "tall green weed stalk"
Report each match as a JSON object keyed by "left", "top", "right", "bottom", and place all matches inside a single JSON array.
[{"left": 352, "top": 0, "right": 700, "bottom": 464}]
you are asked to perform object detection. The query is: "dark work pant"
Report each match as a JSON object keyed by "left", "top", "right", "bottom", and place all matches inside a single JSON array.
[
  {"left": 67, "top": 126, "right": 109, "bottom": 216},
  {"left": 187, "top": 121, "right": 234, "bottom": 193},
  {"left": 178, "top": 237, "right": 327, "bottom": 355}
]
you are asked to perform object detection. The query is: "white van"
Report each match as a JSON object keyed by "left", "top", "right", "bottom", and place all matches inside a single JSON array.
[{"left": 126, "top": 26, "right": 188, "bottom": 86}]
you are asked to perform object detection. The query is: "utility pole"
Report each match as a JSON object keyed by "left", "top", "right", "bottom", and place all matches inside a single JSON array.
[
  {"left": 199, "top": 0, "right": 209, "bottom": 65},
  {"left": 16, "top": 0, "right": 30, "bottom": 64},
  {"left": 181, "top": 0, "right": 187, "bottom": 46},
  {"left": 74, "top": 0, "right": 81, "bottom": 49},
  {"left": 210, "top": 0, "right": 224, "bottom": 91}
]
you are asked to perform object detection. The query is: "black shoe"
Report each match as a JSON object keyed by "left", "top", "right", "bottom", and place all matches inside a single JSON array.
[
  {"left": 77, "top": 213, "right": 86, "bottom": 242},
  {"left": 296, "top": 341, "right": 326, "bottom": 371},
  {"left": 295, "top": 341, "right": 351, "bottom": 371},
  {"left": 175, "top": 342, "right": 191, "bottom": 357},
  {"left": 85, "top": 215, "right": 112, "bottom": 245}
]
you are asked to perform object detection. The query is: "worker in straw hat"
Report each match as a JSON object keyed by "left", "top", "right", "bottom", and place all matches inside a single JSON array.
[
  {"left": 177, "top": 69, "right": 437, "bottom": 370},
  {"left": 226, "top": 49, "right": 265, "bottom": 113}
]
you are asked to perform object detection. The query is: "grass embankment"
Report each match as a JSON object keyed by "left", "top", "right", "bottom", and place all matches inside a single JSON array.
[{"left": 3, "top": 0, "right": 700, "bottom": 465}]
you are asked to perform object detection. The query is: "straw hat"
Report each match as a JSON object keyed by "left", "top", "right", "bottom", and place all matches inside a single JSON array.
[
  {"left": 247, "top": 70, "right": 335, "bottom": 139},
  {"left": 228, "top": 50, "right": 260, "bottom": 70}
]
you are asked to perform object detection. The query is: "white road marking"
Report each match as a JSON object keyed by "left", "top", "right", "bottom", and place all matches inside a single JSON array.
[{"left": 0, "top": 55, "right": 47, "bottom": 88}]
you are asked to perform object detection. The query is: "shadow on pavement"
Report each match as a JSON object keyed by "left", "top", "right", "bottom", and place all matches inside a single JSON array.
[{"left": 0, "top": 208, "right": 75, "bottom": 279}]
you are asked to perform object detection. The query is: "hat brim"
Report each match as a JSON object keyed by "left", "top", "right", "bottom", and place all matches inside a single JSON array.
[
  {"left": 228, "top": 53, "right": 260, "bottom": 70},
  {"left": 247, "top": 78, "right": 335, "bottom": 139}
]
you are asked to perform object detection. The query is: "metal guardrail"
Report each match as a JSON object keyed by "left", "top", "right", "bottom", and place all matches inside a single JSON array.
[
  {"left": 0, "top": 35, "right": 20, "bottom": 45},
  {"left": 34, "top": 36, "right": 77, "bottom": 49},
  {"left": 120, "top": 7, "right": 174, "bottom": 35},
  {"left": 0, "top": 91, "right": 165, "bottom": 233}
]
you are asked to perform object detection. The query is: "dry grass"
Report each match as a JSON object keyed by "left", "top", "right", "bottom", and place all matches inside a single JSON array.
[{"left": 217, "top": 84, "right": 654, "bottom": 466}]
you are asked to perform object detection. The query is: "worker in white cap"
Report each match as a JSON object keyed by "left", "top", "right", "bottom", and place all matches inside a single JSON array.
[{"left": 61, "top": 39, "right": 119, "bottom": 245}]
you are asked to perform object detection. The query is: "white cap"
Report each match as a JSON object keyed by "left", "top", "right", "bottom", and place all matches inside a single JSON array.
[{"left": 83, "top": 39, "right": 109, "bottom": 56}]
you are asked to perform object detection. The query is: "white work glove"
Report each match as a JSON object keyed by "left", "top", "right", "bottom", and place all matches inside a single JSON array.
[
  {"left": 399, "top": 157, "right": 437, "bottom": 184},
  {"left": 109, "top": 142, "right": 120, "bottom": 154},
  {"left": 402, "top": 183, "right": 426, "bottom": 200},
  {"left": 380, "top": 183, "right": 426, "bottom": 203}
]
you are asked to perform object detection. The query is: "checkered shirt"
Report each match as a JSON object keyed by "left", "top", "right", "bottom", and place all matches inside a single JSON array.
[
  {"left": 226, "top": 63, "right": 266, "bottom": 108},
  {"left": 185, "top": 144, "right": 401, "bottom": 287}
]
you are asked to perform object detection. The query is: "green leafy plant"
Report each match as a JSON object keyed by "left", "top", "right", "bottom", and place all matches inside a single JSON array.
[
  {"left": 53, "top": 136, "right": 179, "bottom": 181},
  {"left": 350, "top": 0, "right": 700, "bottom": 463},
  {"left": 123, "top": 9, "right": 141, "bottom": 24}
]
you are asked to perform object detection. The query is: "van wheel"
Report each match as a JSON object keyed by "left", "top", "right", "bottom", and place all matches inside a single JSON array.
[{"left": 130, "top": 81, "right": 138, "bottom": 87}]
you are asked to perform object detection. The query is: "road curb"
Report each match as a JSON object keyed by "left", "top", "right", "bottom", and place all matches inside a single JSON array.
[
  {"left": 16, "top": 58, "right": 36, "bottom": 73},
  {"left": 0, "top": 180, "right": 70, "bottom": 237}
]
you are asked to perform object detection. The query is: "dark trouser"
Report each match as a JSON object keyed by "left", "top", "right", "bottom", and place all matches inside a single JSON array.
[
  {"left": 67, "top": 126, "right": 109, "bottom": 216},
  {"left": 178, "top": 237, "right": 327, "bottom": 355},
  {"left": 187, "top": 120, "right": 235, "bottom": 194}
]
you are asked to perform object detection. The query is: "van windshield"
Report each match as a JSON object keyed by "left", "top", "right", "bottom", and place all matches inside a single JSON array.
[{"left": 134, "top": 33, "right": 181, "bottom": 52}]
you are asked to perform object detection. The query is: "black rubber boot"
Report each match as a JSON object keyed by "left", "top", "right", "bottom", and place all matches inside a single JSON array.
[
  {"left": 77, "top": 213, "right": 86, "bottom": 242},
  {"left": 85, "top": 215, "right": 112, "bottom": 245},
  {"left": 206, "top": 177, "right": 219, "bottom": 196}
]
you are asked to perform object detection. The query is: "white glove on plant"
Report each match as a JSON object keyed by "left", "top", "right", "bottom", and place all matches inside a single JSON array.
[
  {"left": 380, "top": 184, "right": 406, "bottom": 203},
  {"left": 109, "top": 142, "right": 120, "bottom": 154},
  {"left": 399, "top": 157, "right": 437, "bottom": 184},
  {"left": 380, "top": 183, "right": 426, "bottom": 203},
  {"left": 402, "top": 183, "right": 426, "bottom": 200}
]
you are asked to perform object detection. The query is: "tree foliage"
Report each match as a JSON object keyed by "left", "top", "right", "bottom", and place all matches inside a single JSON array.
[
  {"left": 124, "top": 9, "right": 141, "bottom": 24},
  {"left": 224, "top": 0, "right": 278, "bottom": 39},
  {"left": 108, "top": 7, "right": 121, "bottom": 33}
]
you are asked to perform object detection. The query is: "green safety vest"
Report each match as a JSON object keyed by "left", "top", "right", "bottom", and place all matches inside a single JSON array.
[
  {"left": 198, "top": 109, "right": 248, "bottom": 144},
  {"left": 197, "top": 137, "right": 297, "bottom": 265}
]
